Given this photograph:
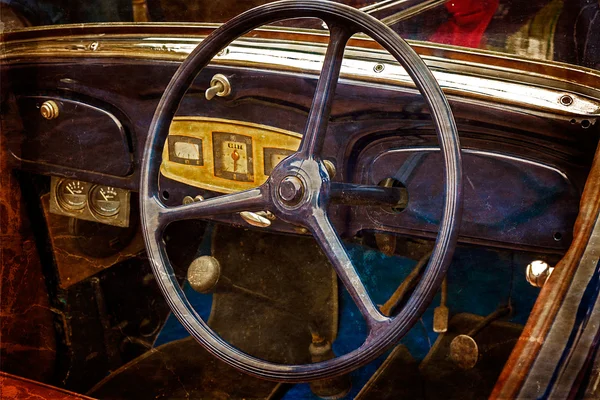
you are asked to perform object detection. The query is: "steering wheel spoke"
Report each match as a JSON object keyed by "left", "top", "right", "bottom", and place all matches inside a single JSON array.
[
  {"left": 330, "top": 182, "right": 408, "bottom": 207},
  {"left": 156, "top": 185, "right": 269, "bottom": 226},
  {"left": 308, "top": 210, "right": 390, "bottom": 328},
  {"left": 298, "top": 24, "right": 353, "bottom": 158}
]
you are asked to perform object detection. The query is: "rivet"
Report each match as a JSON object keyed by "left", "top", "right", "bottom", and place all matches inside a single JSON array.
[
  {"left": 373, "top": 63, "right": 385, "bottom": 73},
  {"left": 560, "top": 95, "right": 573, "bottom": 106}
]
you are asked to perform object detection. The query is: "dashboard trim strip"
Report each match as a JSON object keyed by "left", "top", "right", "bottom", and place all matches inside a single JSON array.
[{"left": 2, "top": 30, "right": 599, "bottom": 122}]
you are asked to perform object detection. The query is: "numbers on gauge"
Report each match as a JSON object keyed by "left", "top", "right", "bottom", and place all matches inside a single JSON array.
[
  {"left": 89, "top": 185, "right": 121, "bottom": 217},
  {"left": 57, "top": 179, "right": 87, "bottom": 210},
  {"left": 213, "top": 132, "right": 254, "bottom": 182},
  {"left": 173, "top": 142, "right": 200, "bottom": 160},
  {"left": 168, "top": 136, "right": 203, "bottom": 166}
]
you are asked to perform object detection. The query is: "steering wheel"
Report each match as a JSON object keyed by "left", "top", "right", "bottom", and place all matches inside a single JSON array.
[{"left": 140, "top": 0, "right": 462, "bottom": 382}]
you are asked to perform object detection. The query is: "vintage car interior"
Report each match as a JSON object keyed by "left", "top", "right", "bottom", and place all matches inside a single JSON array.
[{"left": 1, "top": 0, "right": 600, "bottom": 399}]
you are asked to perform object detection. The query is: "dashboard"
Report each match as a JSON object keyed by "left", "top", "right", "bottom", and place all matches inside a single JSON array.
[{"left": 2, "top": 25, "right": 599, "bottom": 256}]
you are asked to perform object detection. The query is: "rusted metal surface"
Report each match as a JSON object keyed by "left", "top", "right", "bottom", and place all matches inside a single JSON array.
[
  {"left": 0, "top": 105, "right": 56, "bottom": 382},
  {"left": 491, "top": 142, "right": 600, "bottom": 399},
  {"left": 0, "top": 372, "right": 95, "bottom": 400},
  {"left": 40, "top": 195, "right": 145, "bottom": 289}
]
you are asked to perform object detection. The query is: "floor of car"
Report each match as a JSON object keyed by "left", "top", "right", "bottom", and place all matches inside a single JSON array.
[
  {"left": 356, "top": 313, "right": 523, "bottom": 400},
  {"left": 89, "top": 224, "right": 548, "bottom": 399},
  {"left": 87, "top": 336, "right": 283, "bottom": 400}
]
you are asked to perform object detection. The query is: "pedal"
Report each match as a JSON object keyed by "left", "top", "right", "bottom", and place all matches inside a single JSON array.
[{"left": 433, "top": 277, "right": 449, "bottom": 333}]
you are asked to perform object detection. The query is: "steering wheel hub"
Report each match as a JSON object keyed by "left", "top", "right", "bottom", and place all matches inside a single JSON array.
[{"left": 278, "top": 175, "right": 305, "bottom": 205}]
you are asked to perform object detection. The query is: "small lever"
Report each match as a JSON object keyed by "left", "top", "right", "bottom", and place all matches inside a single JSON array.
[
  {"left": 433, "top": 277, "right": 449, "bottom": 333},
  {"left": 205, "top": 74, "right": 231, "bottom": 100},
  {"left": 239, "top": 211, "right": 275, "bottom": 228}
]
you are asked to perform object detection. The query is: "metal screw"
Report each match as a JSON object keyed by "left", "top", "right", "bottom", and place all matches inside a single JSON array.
[
  {"left": 89, "top": 41, "right": 99, "bottom": 51},
  {"left": 373, "top": 63, "right": 385, "bottom": 73},
  {"left": 560, "top": 95, "right": 573, "bottom": 106}
]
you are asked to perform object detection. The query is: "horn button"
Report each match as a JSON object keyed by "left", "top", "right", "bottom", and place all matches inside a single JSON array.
[{"left": 278, "top": 175, "right": 305, "bottom": 205}]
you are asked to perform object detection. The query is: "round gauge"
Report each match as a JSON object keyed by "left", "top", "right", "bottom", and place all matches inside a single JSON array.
[
  {"left": 56, "top": 180, "right": 87, "bottom": 211},
  {"left": 89, "top": 185, "right": 121, "bottom": 217}
]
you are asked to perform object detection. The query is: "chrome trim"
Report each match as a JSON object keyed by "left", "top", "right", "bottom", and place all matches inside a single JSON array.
[
  {"left": 360, "top": 0, "right": 450, "bottom": 26},
  {"left": 382, "top": 147, "right": 570, "bottom": 181},
  {"left": 2, "top": 31, "right": 599, "bottom": 121}
]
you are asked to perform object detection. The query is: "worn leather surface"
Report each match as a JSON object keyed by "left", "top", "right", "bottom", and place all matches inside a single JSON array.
[
  {"left": 0, "top": 372, "right": 93, "bottom": 400},
  {"left": 88, "top": 337, "right": 280, "bottom": 400},
  {"left": 355, "top": 345, "right": 422, "bottom": 400}
]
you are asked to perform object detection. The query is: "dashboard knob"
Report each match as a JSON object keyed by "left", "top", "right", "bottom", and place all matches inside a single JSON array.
[
  {"left": 40, "top": 100, "right": 60, "bottom": 120},
  {"left": 187, "top": 256, "right": 221, "bottom": 294},
  {"left": 525, "top": 260, "right": 554, "bottom": 288}
]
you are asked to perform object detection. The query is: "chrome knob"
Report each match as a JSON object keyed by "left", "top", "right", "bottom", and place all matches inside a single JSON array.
[
  {"left": 205, "top": 74, "right": 231, "bottom": 100},
  {"left": 526, "top": 260, "right": 554, "bottom": 288},
  {"left": 187, "top": 256, "right": 221, "bottom": 294}
]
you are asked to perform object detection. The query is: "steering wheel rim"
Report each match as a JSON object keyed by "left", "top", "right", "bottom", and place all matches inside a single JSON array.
[{"left": 140, "top": 0, "right": 462, "bottom": 382}]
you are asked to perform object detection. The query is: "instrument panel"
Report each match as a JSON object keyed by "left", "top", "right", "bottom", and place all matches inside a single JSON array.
[
  {"left": 161, "top": 117, "right": 301, "bottom": 193},
  {"left": 49, "top": 177, "right": 131, "bottom": 227}
]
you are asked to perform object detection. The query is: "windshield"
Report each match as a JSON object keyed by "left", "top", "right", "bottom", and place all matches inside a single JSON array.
[{"left": 1, "top": 0, "right": 598, "bottom": 71}]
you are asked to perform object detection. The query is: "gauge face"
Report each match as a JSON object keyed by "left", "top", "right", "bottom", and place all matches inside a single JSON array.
[
  {"left": 174, "top": 142, "right": 200, "bottom": 160},
  {"left": 263, "top": 148, "right": 295, "bottom": 175},
  {"left": 213, "top": 132, "right": 254, "bottom": 182},
  {"left": 90, "top": 185, "right": 121, "bottom": 217},
  {"left": 56, "top": 180, "right": 87, "bottom": 210},
  {"left": 168, "top": 136, "right": 203, "bottom": 165}
]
